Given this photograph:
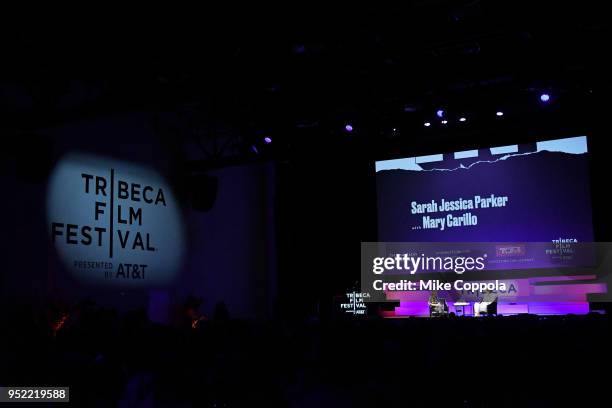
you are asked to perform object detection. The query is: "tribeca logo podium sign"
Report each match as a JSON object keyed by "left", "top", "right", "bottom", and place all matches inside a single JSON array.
[{"left": 47, "top": 154, "right": 185, "bottom": 285}]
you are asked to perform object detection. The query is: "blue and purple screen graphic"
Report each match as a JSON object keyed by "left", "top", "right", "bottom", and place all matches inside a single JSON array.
[{"left": 375, "top": 136, "right": 594, "bottom": 271}]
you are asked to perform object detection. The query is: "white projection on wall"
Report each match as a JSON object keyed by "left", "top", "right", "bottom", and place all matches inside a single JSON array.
[{"left": 47, "top": 153, "right": 185, "bottom": 286}]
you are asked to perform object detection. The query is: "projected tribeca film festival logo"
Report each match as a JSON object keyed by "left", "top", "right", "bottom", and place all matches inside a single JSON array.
[{"left": 47, "top": 154, "right": 185, "bottom": 285}]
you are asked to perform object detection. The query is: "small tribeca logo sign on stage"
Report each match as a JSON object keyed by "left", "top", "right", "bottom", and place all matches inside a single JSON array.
[
  {"left": 47, "top": 154, "right": 185, "bottom": 284},
  {"left": 340, "top": 292, "right": 369, "bottom": 315}
]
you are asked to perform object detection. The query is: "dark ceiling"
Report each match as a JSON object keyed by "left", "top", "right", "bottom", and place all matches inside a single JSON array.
[{"left": 1, "top": 2, "right": 610, "bottom": 162}]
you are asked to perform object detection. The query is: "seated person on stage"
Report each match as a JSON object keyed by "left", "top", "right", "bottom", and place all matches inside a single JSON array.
[
  {"left": 474, "top": 290, "right": 498, "bottom": 316},
  {"left": 428, "top": 291, "right": 445, "bottom": 316}
]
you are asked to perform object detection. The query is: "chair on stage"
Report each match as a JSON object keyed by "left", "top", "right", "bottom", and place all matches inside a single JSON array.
[
  {"left": 429, "top": 298, "right": 449, "bottom": 317},
  {"left": 481, "top": 300, "right": 498, "bottom": 316}
]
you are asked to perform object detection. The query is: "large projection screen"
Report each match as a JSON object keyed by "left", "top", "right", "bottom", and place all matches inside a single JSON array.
[{"left": 375, "top": 136, "right": 593, "bottom": 245}]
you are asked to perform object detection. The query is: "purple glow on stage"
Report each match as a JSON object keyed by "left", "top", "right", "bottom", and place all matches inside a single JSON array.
[
  {"left": 264, "top": 137, "right": 272, "bottom": 144},
  {"left": 390, "top": 301, "right": 590, "bottom": 317},
  {"left": 527, "top": 302, "right": 589, "bottom": 315},
  {"left": 383, "top": 275, "right": 605, "bottom": 318},
  {"left": 395, "top": 303, "right": 430, "bottom": 317},
  {"left": 345, "top": 124, "right": 353, "bottom": 132}
]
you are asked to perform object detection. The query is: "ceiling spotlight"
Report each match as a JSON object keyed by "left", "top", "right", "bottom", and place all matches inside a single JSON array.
[
  {"left": 459, "top": 117, "right": 467, "bottom": 122},
  {"left": 424, "top": 122, "right": 431, "bottom": 127},
  {"left": 441, "top": 120, "right": 448, "bottom": 125},
  {"left": 540, "top": 93, "right": 550, "bottom": 102},
  {"left": 436, "top": 109, "right": 445, "bottom": 118},
  {"left": 345, "top": 124, "right": 353, "bottom": 132},
  {"left": 496, "top": 111, "right": 504, "bottom": 117},
  {"left": 264, "top": 137, "right": 272, "bottom": 144}
]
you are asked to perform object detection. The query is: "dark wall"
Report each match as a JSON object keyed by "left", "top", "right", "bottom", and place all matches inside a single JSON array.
[
  {"left": 179, "top": 162, "right": 277, "bottom": 319},
  {"left": 276, "top": 132, "right": 377, "bottom": 319}
]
